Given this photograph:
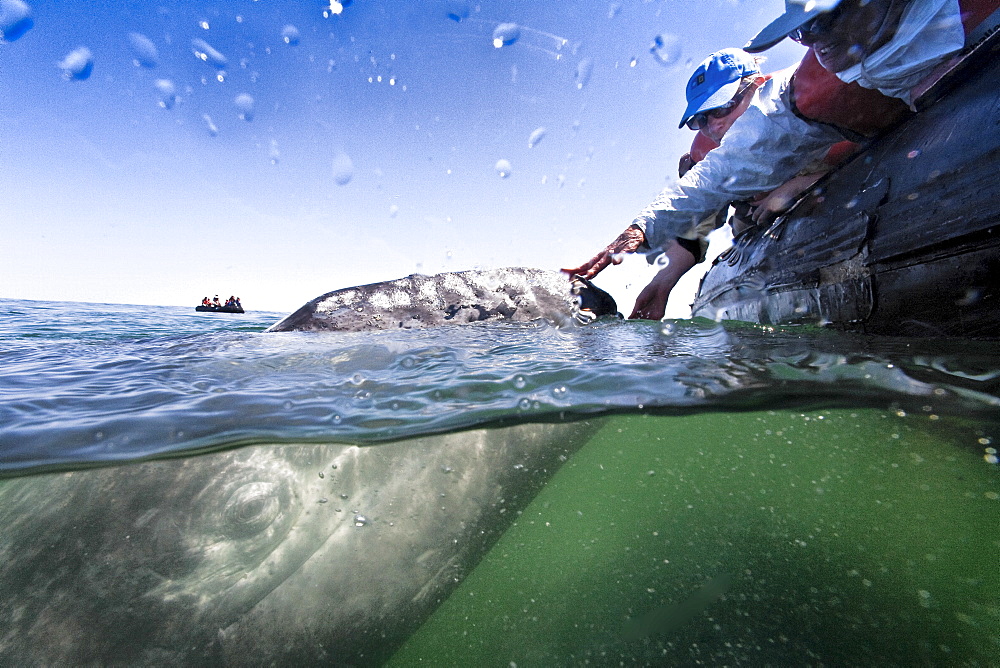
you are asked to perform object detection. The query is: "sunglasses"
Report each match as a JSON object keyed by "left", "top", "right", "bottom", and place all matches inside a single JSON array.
[
  {"left": 788, "top": 9, "right": 839, "bottom": 44},
  {"left": 685, "top": 83, "right": 753, "bottom": 131}
]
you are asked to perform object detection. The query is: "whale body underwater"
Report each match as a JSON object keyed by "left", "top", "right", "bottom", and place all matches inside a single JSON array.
[{"left": 0, "top": 268, "right": 612, "bottom": 665}]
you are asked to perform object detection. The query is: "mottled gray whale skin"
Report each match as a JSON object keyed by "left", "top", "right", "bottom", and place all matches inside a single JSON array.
[
  {"left": 0, "top": 268, "right": 610, "bottom": 665},
  {"left": 0, "top": 420, "right": 601, "bottom": 665},
  {"left": 266, "top": 267, "right": 619, "bottom": 332}
]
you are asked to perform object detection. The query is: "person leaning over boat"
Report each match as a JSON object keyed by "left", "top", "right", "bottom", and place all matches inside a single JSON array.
[
  {"left": 563, "top": 0, "right": 989, "bottom": 320},
  {"left": 675, "top": 50, "right": 861, "bottom": 241}
]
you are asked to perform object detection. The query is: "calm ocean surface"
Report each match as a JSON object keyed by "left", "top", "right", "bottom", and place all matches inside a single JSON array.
[{"left": 2, "top": 297, "right": 998, "bottom": 664}]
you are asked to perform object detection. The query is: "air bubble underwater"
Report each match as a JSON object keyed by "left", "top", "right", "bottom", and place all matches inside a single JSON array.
[{"left": 59, "top": 47, "right": 93, "bottom": 81}]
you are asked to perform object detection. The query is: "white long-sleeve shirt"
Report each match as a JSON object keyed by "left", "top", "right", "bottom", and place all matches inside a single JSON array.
[
  {"left": 632, "top": 0, "right": 966, "bottom": 254},
  {"left": 633, "top": 68, "right": 842, "bottom": 251}
]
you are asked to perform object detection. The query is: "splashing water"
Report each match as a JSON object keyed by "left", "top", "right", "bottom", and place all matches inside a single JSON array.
[
  {"left": 58, "top": 47, "right": 93, "bottom": 81},
  {"left": 127, "top": 32, "right": 159, "bottom": 68}
]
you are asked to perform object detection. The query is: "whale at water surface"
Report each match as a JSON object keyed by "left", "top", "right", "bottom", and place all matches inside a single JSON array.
[
  {"left": 266, "top": 267, "right": 619, "bottom": 332},
  {"left": 0, "top": 421, "right": 601, "bottom": 665},
  {"left": 0, "top": 267, "right": 611, "bottom": 665}
]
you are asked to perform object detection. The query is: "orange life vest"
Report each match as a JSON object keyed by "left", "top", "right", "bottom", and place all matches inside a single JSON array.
[{"left": 791, "top": 0, "right": 1000, "bottom": 137}]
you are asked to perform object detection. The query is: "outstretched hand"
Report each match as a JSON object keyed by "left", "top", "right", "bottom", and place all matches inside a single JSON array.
[{"left": 561, "top": 224, "right": 646, "bottom": 280}]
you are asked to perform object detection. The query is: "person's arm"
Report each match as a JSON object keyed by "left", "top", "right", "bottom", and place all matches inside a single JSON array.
[
  {"left": 637, "top": 69, "right": 843, "bottom": 251},
  {"left": 561, "top": 224, "right": 646, "bottom": 280},
  {"left": 629, "top": 240, "right": 697, "bottom": 320}
]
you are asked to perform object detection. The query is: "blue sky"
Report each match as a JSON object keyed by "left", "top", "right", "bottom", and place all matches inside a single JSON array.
[{"left": 1, "top": 0, "right": 804, "bottom": 313}]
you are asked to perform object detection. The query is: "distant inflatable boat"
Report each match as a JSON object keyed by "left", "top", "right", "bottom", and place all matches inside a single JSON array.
[
  {"left": 691, "top": 30, "right": 1000, "bottom": 339},
  {"left": 195, "top": 305, "right": 245, "bottom": 314}
]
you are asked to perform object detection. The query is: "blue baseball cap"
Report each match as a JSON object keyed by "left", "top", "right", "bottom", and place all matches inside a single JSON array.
[
  {"left": 744, "top": 0, "right": 843, "bottom": 53},
  {"left": 678, "top": 49, "right": 761, "bottom": 129}
]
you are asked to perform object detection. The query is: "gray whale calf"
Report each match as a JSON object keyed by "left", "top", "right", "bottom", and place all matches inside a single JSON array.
[
  {"left": 267, "top": 267, "right": 618, "bottom": 332},
  {"left": 0, "top": 267, "right": 609, "bottom": 665}
]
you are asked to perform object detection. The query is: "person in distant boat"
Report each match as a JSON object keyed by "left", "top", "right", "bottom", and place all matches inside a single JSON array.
[
  {"left": 213, "top": 295, "right": 222, "bottom": 308},
  {"left": 201, "top": 297, "right": 211, "bottom": 307},
  {"left": 225, "top": 296, "right": 236, "bottom": 308},
  {"left": 235, "top": 297, "right": 242, "bottom": 309},
  {"left": 563, "top": 0, "right": 986, "bottom": 320}
]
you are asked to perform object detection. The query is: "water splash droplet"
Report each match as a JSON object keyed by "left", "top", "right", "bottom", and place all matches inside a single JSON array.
[
  {"left": 281, "top": 24, "right": 300, "bottom": 45},
  {"left": 59, "top": 47, "right": 94, "bottom": 81},
  {"left": 154, "top": 79, "right": 176, "bottom": 109},
  {"left": 445, "top": 0, "right": 470, "bottom": 21},
  {"left": 389, "top": 204, "right": 399, "bottom": 218},
  {"left": 528, "top": 127, "right": 547, "bottom": 148},
  {"left": 514, "top": 375, "right": 526, "bottom": 389},
  {"left": 353, "top": 514, "right": 369, "bottom": 527},
  {"left": 492, "top": 23, "right": 520, "bottom": 48},
  {"left": 518, "top": 398, "right": 531, "bottom": 410},
  {"left": 128, "top": 32, "right": 159, "bottom": 68},
  {"left": 649, "top": 33, "right": 681, "bottom": 67},
  {"left": 333, "top": 151, "right": 354, "bottom": 186},
  {"left": 494, "top": 159, "right": 513, "bottom": 179},
  {"left": 191, "top": 38, "right": 228, "bottom": 69},
  {"left": 0, "top": 0, "right": 32, "bottom": 42},
  {"left": 234, "top": 93, "right": 255, "bottom": 121},
  {"left": 203, "top": 114, "right": 218, "bottom": 136},
  {"left": 575, "top": 58, "right": 593, "bottom": 89}
]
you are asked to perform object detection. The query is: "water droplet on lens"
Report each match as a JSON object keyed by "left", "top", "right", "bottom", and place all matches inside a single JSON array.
[
  {"left": 514, "top": 375, "right": 526, "bottom": 389},
  {"left": 333, "top": 151, "right": 354, "bottom": 186},
  {"left": 575, "top": 58, "right": 593, "bottom": 89},
  {"left": 495, "top": 159, "right": 513, "bottom": 179},
  {"left": 907, "top": 149, "right": 921, "bottom": 159},
  {"left": 661, "top": 321, "right": 676, "bottom": 336},
  {"left": 649, "top": 33, "right": 681, "bottom": 67},
  {"left": 0, "top": 0, "right": 33, "bottom": 42},
  {"left": 128, "top": 32, "right": 159, "bottom": 68},
  {"left": 518, "top": 398, "right": 532, "bottom": 410},
  {"left": 59, "top": 47, "right": 94, "bottom": 81},
  {"left": 441, "top": 465, "right": 453, "bottom": 474},
  {"left": 389, "top": 204, "right": 399, "bottom": 217},
  {"left": 492, "top": 22, "right": 520, "bottom": 48},
  {"left": 353, "top": 514, "right": 369, "bottom": 527},
  {"left": 318, "top": 471, "right": 325, "bottom": 479},
  {"left": 281, "top": 24, "right": 300, "bottom": 45},
  {"left": 528, "top": 126, "right": 547, "bottom": 148},
  {"left": 318, "top": 497, "right": 328, "bottom": 503},
  {"left": 351, "top": 373, "right": 364, "bottom": 385},
  {"left": 154, "top": 79, "right": 177, "bottom": 109},
  {"left": 234, "top": 93, "right": 254, "bottom": 121}
]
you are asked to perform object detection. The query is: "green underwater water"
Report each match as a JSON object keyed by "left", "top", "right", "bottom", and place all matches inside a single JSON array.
[{"left": 390, "top": 408, "right": 1000, "bottom": 666}]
